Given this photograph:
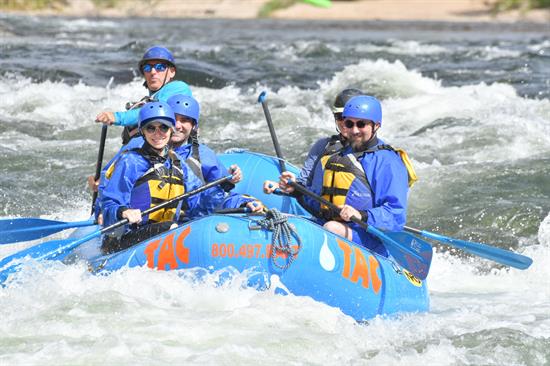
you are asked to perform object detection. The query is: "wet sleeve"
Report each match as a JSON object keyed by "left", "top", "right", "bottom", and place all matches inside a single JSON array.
[
  {"left": 365, "top": 153, "right": 409, "bottom": 231},
  {"left": 113, "top": 108, "right": 140, "bottom": 127},
  {"left": 182, "top": 163, "right": 225, "bottom": 219},
  {"left": 198, "top": 145, "right": 234, "bottom": 192}
]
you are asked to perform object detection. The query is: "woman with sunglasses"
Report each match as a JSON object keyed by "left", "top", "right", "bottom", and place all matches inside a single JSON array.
[
  {"left": 276, "top": 95, "right": 411, "bottom": 256},
  {"left": 100, "top": 101, "right": 224, "bottom": 253}
]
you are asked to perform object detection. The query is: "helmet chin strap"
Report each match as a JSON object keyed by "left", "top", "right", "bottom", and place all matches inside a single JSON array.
[{"left": 147, "top": 66, "right": 173, "bottom": 94}]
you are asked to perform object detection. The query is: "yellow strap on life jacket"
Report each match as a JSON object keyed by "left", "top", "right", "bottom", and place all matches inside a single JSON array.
[
  {"left": 105, "top": 160, "right": 117, "bottom": 180},
  {"left": 394, "top": 148, "right": 418, "bottom": 187}
]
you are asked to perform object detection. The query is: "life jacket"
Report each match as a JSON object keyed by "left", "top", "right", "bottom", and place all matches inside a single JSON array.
[
  {"left": 306, "top": 134, "right": 347, "bottom": 187},
  {"left": 127, "top": 147, "right": 186, "bottom": 224},
  {"left": 319, "top": 139, "right": 417, "bottom": 220}
]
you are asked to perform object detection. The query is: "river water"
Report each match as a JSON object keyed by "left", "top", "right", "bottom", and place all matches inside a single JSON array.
[{"left": 0, "top": 14, "right": 549, "bottom": 365}]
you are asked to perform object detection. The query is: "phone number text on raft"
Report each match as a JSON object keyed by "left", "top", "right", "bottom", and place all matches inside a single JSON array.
[{"left": 211, "top": 243, "right": 299, "bottom": 259}]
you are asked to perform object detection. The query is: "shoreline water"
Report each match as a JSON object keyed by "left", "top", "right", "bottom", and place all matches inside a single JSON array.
[{"left": 1, "top": 0, "right": 548, "bottom": 24}]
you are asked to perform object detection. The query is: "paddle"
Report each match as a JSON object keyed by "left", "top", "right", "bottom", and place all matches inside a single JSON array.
[
  {"left": 0, "top": 175, "right": 233, "bottom": 284},
  {"left": 258, "top": 91, "right": 287, "bottom": 172},
  {"left": 288, "top": 181, "right": 432, "bottom": 280},
  {"left": 91, "top": 124, "right": 108, "bottom": 215},
  {"left": 0, "top": 218, "right": 96, "bottom": 244},
  {"left": 404, "top": 226, "right": 532, "bottom": 270}
]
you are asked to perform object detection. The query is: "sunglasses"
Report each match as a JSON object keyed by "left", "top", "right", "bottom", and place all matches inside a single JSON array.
[
  {"left": 141, "top": 63, "right": 168, "bottom": 73},
  {"left": 144, "top": 124, "right": 170, "bottom": 133},
  {"left": 343, "top": 119, "right": 372, "bottom": 129}
]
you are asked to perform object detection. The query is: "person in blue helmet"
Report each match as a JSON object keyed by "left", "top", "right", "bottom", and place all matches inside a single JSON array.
[
  {"left": 95, "top": 46, "right": 192, "bottom": 137},
  {"left": 263, "top": 88, "right": 363, "bottom": 197},
  {"left": 271, "top": 95, "right": 410, "bottom": 256},
  {"left": 167, "top": 94, "right": 264, "bottom": 212},
  {"left": 100, "top": 101, "right": 225, "bottom": 253}
]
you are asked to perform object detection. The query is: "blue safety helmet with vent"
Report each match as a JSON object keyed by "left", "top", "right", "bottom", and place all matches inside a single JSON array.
[
  {"left": 138, "top": 101, "right": 176, "bottom": 131},
  {"left": 138, "top": 46, "right": 176, "bottom": 74},
  {"left": 342, "top": 95, "right": 382, "bottom": 125},
  {"left": 167, "top": 94, "right": 200, "bottom": 127}
]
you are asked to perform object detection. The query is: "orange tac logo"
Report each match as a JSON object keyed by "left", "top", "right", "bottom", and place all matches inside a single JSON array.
[
  {"left": 144, "top": 226, "right": 191, "bottom": 270},
  {"left": 336, "top": 238, "right": 382, "bottom": 294}
]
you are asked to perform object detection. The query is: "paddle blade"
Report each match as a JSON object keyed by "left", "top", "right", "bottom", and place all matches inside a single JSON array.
[
  {"left": 0, "top": 218, "right": 95, "bottom": 244},
  {"left": 0, "top": 238, "right": 76, "bottom": 284},
  {"left": 368, "top": 227, "right": 432, "bottom": 280},
  {"left": 419, "top": 230, "right": 532, "bottom": 270}
]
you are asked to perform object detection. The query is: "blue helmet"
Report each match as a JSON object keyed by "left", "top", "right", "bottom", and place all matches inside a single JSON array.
[
  {"left": 138, "top": 46, "right": 176, "bottom": 74},
  {"left": 167, "top": 94, "right": 200, "bottom": 126},
  {"left": 342, "top": 95, "right": 382, "bottom": 125},
  {"left": 138, "top": 101, "right": 176, "bottom": 130}
]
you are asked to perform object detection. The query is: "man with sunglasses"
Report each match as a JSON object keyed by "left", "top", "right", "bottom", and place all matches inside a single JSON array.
[
  {"left": 95, "top": 46, "right": 192, "bottom": 132},
  {"left": 167, "top": 94, "right": 264, "bottom": 212},
  {"left": 101, "top": 101, "right": 224, "bottom": 253},
  {"left": 274, "top": 95, "right": 409, "bottom": 256}
]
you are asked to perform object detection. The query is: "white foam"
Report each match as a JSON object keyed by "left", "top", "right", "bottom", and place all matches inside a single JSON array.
[{"left": 356, "top": 39, "right": 449, "bottom": 56}]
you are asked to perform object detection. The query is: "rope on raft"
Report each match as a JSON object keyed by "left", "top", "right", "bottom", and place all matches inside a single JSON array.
[{"left": 257, "top": 208, "right": 302, "bottom": 270}]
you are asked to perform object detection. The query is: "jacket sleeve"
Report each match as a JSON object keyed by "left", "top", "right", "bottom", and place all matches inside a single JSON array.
[
  {"left": 221, "top": 192, "right": 256, "bottom": 209},
  {"left": 364, "top": 152, "right": 408, "bottom": 231},
  {"left": 181, "top": 161, "right": 225, "bottom": 219},
  {"left": 101, "top": 155, "right": 141, "bottom": 227},
  {"left": 198, "top": 145, "right": 229, "bottom": 181},
  {"left": 113, "top": 81, "right": 193, "bottom": 127},
  {"left": 197, "top": 145, "right": 235, "bottom": 192},
  {"left": 113, "top": 108, "right": 140, "bottom": 127}
]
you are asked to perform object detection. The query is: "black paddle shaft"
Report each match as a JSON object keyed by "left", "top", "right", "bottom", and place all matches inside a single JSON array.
[
  {"left": 258, "top": 92, "right": 287, "bottom": 172},
  {"left": 289, "top": 181, "right": 367, "bottom": 229},
  {"left": 99, "top": 175, "right": 233, "bottom": 235},
  {"left": 91, "top": 124, "right": 108, "bottom": 215}
]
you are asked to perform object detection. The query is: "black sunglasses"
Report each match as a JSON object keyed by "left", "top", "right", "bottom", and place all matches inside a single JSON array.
[
  {"left": 142, "top": 63, "right": 168, "bottom": 73},
  {"left": 144, "top": 124, "right": 170, "bottom": 133},
  {"left": 343, "top": 119, "right": 372, "bottom": 129}
]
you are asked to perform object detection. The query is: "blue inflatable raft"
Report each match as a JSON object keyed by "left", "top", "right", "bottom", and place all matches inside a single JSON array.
[{"left": 61, "top": 150, "right": 429, "bottom": 321}]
